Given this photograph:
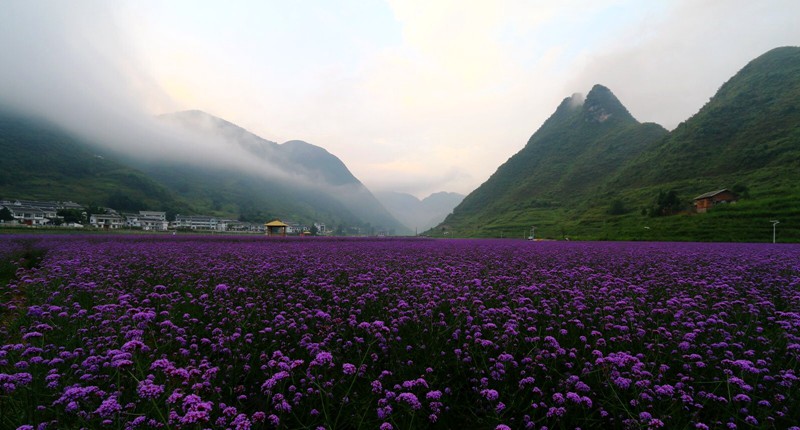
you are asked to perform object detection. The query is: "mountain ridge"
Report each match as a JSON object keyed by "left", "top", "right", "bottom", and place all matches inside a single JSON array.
[
  {"left": 149, "top": 110, "right": 408, "bottom": 233},
  {"left": 0, "top": 111, "right": 192, "bottom": 215},
  {"left": 434, "top": 46, "right": 800, "bottom": 242},
  {"left": 1, "top": 108, "right": 408, "bottom": 233},
  {"left": 159, "top": 110, "right": 363, "bottom": 187},
  {"left": 442, "top": 83, "right": 667, "bottom": 230}
]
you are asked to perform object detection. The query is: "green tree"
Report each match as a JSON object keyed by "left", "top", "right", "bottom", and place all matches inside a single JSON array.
[
  {"left": 732, "top": 183, "right": 750, "bottom": 199},
  {"left": 649, "top": 190, "right": 683, "bottom": 217},
  {"left": 85, "top": 203, "right": 106, "bottom": 215},
  {"left": 607, "top": 199, "right": 627, "bottom": 215},
  {"left": 0, "top": 207, "right": 14, "bottom": 221},
  {"left": 107, "top": 192, "right": 146, "bottom": 212},
  {"left": 57, "top": 209, "right": 84, "bottom": 224}
]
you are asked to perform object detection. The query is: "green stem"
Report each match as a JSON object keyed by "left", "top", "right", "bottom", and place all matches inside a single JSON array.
[
  {"left": 128, "top": 372, "right": 171, "bottom": 430},
  {"left": 312, "top": 378, "right": 332, "bottom": 426},
  {"left": 406, "top": 411, "right": 415, "bottom": 430},
  {"left": 332, "top": 340, "right": 377, "bottom": 429}
]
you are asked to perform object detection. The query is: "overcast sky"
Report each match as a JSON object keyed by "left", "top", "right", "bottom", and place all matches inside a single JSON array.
[{"left": 1, "top": 1, "right": 799, "bottom": 198}]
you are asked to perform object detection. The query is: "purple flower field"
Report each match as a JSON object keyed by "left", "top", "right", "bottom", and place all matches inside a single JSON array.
[{"left": 1, "top": 235, "right": 799, "bottom": 429}]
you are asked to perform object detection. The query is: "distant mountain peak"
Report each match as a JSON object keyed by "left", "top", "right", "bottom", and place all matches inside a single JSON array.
[{"left": 583, "top": 84, "right": 635, "bottom": 124}]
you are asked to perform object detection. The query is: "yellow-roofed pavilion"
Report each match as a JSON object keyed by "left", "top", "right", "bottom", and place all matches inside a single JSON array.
[{"left": 265, "top": 219, "right": 288, "bottom": 237}]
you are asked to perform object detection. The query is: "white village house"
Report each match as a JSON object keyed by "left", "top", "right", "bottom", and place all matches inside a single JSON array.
[
  {"left": 124, "top": 211, "right": 169, "bottom": 231},
  {"left": 173, "top": 215, "right": 227, "bottom": 231},
  {"left": 89, "top": 212, "right": 125, "bottom": 229},
  {"left": 3, "top": 206, "right": 49, "bottom": 225},
  {"left": 0, "top": 199, "right": 83, "bottom": 226},
  {"left": 282, "top": 220, "right": 310, "bottom": 235}
]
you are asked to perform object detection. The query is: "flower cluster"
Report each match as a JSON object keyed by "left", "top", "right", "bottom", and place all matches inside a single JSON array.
[{"left": 1, "top": 235, "right": 799, "bottom": 429}]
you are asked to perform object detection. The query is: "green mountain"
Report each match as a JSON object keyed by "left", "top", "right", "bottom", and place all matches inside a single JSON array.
[
  {"left": 281, "top": 140, "right": 360, "bottom": 186},
  {"left": 616, "top": 46, "right": 800, "bottom": 187},
  {"left": 0, "top": 109, "right": 407, "bottom": 234},
  {"left": 436, "top": 84, "right": 667, "bottom": 236},
  {"left": 435, "top": 46, "right": 800, "bottom": 242},
  {"left": 158, "top": 110, "right": 361, "bottom": 186},
  {"left": 147, "top": 111, "right": 408, "bottom": 233},
  {"left": 0, "top": 112, "right": 191, "bottom": 215}
]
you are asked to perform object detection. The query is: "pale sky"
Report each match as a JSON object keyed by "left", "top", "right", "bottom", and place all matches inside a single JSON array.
[{"left": 2, "top": 1, "right": 799, "bottom": 198}]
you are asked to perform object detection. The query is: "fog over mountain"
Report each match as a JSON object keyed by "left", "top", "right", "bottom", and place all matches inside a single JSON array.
[
  {"left": 0, "top": 3, "right": 295, "bottom": 187},
  {"left": 0, "top": 3, "right": 410, "bottom": 231},
  {"left": 148, "top": 110, "right": 408, "bottom": 233},
  {"left": 157, "top": 110, "right": 361, "bottom": 187}
]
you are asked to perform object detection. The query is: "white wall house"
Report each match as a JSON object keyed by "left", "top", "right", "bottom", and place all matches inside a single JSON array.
[
  {"left": 225, "top": 221, "right": 264, "bottom": 233},
  {"left": 0, "top": 200, "right": 60, "bottom": 225},
  {"left": 90, "top": 213, "right": 125, "bottom": 229},
  {"left": 282, "top": 221, "right": 308, "bottom": 235},
  {"left": 1, "top": 199, "right": 90, "bottom": 226},
  {"left": 140, "top": 217, "right": 169, "bottom": 231},
  {"left": 3, "top": 205, "right": 50, "bottom": 225},
  {"left": 174, "top": 215, "right": 227, "bottom": 231},
  {"left": 139, "top": 211, "right": 166, "bottom": 221},
  {"left": 125, "top": 211, "right": 168, "bottom": 231}
]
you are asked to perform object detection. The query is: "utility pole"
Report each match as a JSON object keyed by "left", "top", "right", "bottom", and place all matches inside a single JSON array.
[{"left": 770, "top": 220, "right": 779, "bottom": 243}]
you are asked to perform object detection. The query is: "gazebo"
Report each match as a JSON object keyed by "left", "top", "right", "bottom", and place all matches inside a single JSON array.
[{"left": 264, "top": 219, "right": 288, "bottom": 237}]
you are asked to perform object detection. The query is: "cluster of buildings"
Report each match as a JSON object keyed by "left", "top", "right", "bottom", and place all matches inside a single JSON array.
[
  {"left": 88, "top": 212, "right": 267, "bottom": 233},
  {"left": 0, "top": 198, "right": 327, "bottom": 235},
  {"left": 0, "top": 199, "right": 85, "bottom": 227}
]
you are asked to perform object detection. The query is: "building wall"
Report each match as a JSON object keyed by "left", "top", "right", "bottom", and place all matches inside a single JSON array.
[
  {"left": 711, "top": 191, "right": 737, "bottom": 203},
  {"left": 695, "top": 191, "right": 737, "bottom": 213}
]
